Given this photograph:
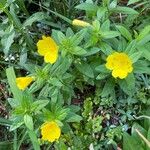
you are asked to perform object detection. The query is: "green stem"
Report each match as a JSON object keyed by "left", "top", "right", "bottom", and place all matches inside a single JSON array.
[{"left": 31, "top": 1, "right": 72, "bottom": 24}]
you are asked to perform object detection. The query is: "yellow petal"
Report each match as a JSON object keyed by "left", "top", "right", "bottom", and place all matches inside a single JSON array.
[
  {"left": 105, "top": 61, "right": 114, "bottom": 70},
  {"left": 72, "top": 19, "right": 90, "bottom": 27},
  {"left": 37, "top": 36, "right": 58, "bottom": 56},
  {"left": 16, "top": 77, "right": 34, "bottom": 90},
  {"left": 105, "top": 52, "right": 133, "bottom": 79},
  {"left": 44, "top": 51, "right": 58, "bottom": 64},
  {"left": 41, "top": 121, "right": 61, "bottom": 142},
  {"left": 112, "top": 69, "right": 128, "bottom": 79}
]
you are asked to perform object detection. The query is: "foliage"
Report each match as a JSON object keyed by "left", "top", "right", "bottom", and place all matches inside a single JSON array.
[{"left": 0, "top": 0, "right": 150, "bottom": 149}]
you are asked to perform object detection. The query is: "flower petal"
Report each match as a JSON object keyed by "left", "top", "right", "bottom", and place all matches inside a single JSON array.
[
  {"left": 44, "top": 52, "right": 58, "bottom": 64},
  {"left": 105, "top": 61, "right": 114, "bottom": 70},
  {"left": 16, "top": 77, "right": 34, "bottom": 90},
  {"left": 41, "top": 121, "right": 61, "bottom": 142},
  {"left": 37, "top": 36, "right": 58, "bottom": 56},
  {"left": 112, "top": 69, "right": 128, "bottom": 79},
  {"left": 106, "top": 52, "right": 133, "bottom": 79}
]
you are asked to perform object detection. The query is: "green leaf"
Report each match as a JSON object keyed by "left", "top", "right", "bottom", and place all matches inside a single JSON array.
[
  {"left": 134, "top": 61, "right": 150, "bottom": 74},
  {"left": 125, "top": 73, "right": 135, "bottom": 93},
  {"left": 16, "top": 0, "right": 29, "bottom": 15},
  {"left": 28, "top": 130, "right": 40, "bottom": 150},
  {"left": 23, "top": 63, "right": 36, "bottom": 73},
  {"left": 23, "top": 12, "right": 49, "bottom": 27},
  {"left": 29, "top": 79, "right": 44, "bottom": 93},
  {"left": 75, "top": 62, "right": 94, "bottom": 78},
  {"left": 95, "top": 64, "right": 110, "bottom": 73},
  {"left": 57, "top": 31, "right": 66, "bottom": 43},
  {"left": 21, "top": 91, "right": 33, "bottom": 109},
  {"left": 147, "top": 127, "right": 150, "bottom": 141},
  {"left": 101, "top": 31, "right": 120, "bottom": 39},
  {"left": 137, "top": 25, "right": 150, "bottom": 41},
  {"left": 10, "top": 121, "right": 24, "bottom": 131},
  {"left": 136, "top": 45, "right": 150, "bottom": 61},
  {"left": 143, "top": 47, "right": 150, "bottom": 61},
  {"left": 51, "top": 56, "right": 72, "bottom": 76},
  {"left": 0, "top": 0, "right": 7, "bottom": 9},
  {"left": 24, "top": 114, "right": 33, "bottom": 130},
  {"left": 8, "top": 98, "right": 20, "bottom": 108},
  {"left": 97, "top": 7, "right": 107, "bottom": 20},
  {"left": 66, "top": 27, "right": 74, "bottom": 37},
  {"left": 125, "top": 40, "right": 137, "bottom": 54},
  {"left": 147, "top": 128, "right": 150, "bottom": 150},
  {"left": 31, "top": 100, "right": 49, "bottom": 112},
  {"left": 82, "top": 98, "right": 93, "bottom": 118},
  {"left": 129, "top": 51, "right": 143, "bottom": 63},
  {"left": 6, "top": 67, "right": 22, "bottom": 103},
  {"left": 101, "top": 79, "right": 115, "bottom": 97},
  {"left": 38, "top": 84, "right": 50, "bottom": 97},
  {"left": 75, "top": 3, "right": 98, "bottom": 12},
  {"left": 1, "top": 25, "right": 15, "bottom": 55},
  {"left": 83, "top": 47, "right": 100, "bottom": 56},
  {"left": 132, "top": 123, "right": 147, "bottom": 139},
  {"left": 71, "top": 29, "right": 86, "bottom": 46},
  {"left": 123, "top": 132, "right": 142, "bottom": 150},
  {"left": 19, "top": 51, "right": 27, "bottom": 66},
  {"left": 66, "top": 113, "right": 82, "bottom": 123},
  {"left": 50, "top": 88, "right": 59, "bottom": 105},
  {"left": 72, "top": 46, "right": 87, "bottom": 55},
  {"left": 127, "top": 0, "right": 141, "bottom": 5},
  {"left": 0, "top": 117, "right": 12, "bottom": 126},
  {"left": 55, "top": 140, "right": 67, "bottom": 149},
  {"left": 68, "top": 105, "right": 80, "bottom": 113},
  {"left": 100, "top": 42, "right": 114, "bottom": 55},
  {"left": 49, "top": 78, "right": 63, "bottom": 87},
  {"left": 9, "top": 3, "right": 22, "bottom": 28},
  {"left": 116, "top": 25, "right": 132, "bottom": 41},
  {"left": 101, "top": 19, "right": 110, "bottom": 31},
  {"left": 0, "top": 141, "right": 13, "bottom": 150},
  {"left": 102, "top": 0, "right": 110, "bottom": 7},
  {"left": 137, "top": 34, "right": 150, "bottom": 46},
  {"left": 112, "top": 6, "right": 139, "bottom": 15},
  {"left": 92, "top": 19, "right": 100, "bottom": 31},
  {"left": 96, "top": 73, "right": 109, "bottom": 80},
  {"left": 13, "top": 130, "right": 17, "bottom": 150},
  {"left": 110, "top": 0, "right": 117, "bottom": 8},
  {"left": 118, "top": 74, "right": 135, "bottom": 96},
  {"left": 56, "top": 108, "right": 70, "bottom": 121}
]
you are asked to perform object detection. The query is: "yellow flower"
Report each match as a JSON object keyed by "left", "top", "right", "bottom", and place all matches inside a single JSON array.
[
  {"left": 37, "top": 36, "right": 58, "bottom": 64},
  {"left": 105, "top": 52, "right": 133, "bottom": 79},
  {"left": 72, "top": 19, "right": 90, "bottom": 27},
  {"left": 16, "top": 77, "right": 34, "bottom": 90},
  {"left": 41, "top": 121, "right": 61, "bottom": 142}
]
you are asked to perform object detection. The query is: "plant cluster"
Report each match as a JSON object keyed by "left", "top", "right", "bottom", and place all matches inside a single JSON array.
[{"left": 0, "top": 0, "right": 150, "bottom": 149}]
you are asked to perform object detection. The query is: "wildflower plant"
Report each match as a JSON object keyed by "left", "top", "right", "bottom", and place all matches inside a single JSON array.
[{"left": 1, "top": 0, "right": 150, "bottom": 149}]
